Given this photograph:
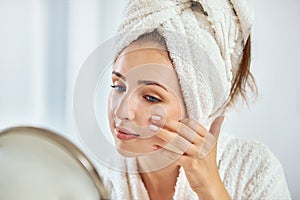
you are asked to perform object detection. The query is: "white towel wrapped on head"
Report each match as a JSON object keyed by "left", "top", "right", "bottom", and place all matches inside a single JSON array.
[{"left": 114, "top": 0, "right": 252, "bottom": 130}]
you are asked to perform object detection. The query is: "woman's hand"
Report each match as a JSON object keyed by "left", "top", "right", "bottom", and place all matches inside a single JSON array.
[{"left": 150, "top": 115, "right": 231, "bottom": 199}]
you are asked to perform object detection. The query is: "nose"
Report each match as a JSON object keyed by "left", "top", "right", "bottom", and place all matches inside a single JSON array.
[{"left": 114, "top": 93, "right": 135, "bottom": 121}]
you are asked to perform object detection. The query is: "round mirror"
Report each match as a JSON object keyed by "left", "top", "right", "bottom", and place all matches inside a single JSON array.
[{"left": 0, "top": 126, "right": 110, "bottom": 200}]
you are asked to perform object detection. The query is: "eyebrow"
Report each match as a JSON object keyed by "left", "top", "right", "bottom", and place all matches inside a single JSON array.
[
  {"left": 112, "top": 71, "right": 126, "bottom": 81},
  {"left": 112, "top": 71, "right": 168, "bottom": 92},
  {"left": 137, "top": 80, "right": 168, "bottom": 92}
]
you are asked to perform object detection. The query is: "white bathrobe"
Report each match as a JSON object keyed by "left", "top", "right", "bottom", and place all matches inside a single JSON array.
[
  {"left": 94, "top": 1, "right": 291, "bottom": 199},
  {"left": 95, "top": 133, "right": 291, "bottom": 200}
]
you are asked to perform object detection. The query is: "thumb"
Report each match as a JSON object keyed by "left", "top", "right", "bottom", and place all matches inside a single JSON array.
[{"left": 209, "top": 116, "right": 225, "bottom": 138}]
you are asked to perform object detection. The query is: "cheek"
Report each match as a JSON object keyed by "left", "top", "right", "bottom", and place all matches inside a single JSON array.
[
  {"left": 164, "top": 99, "right": 185, "bottom": 121},
  {"left": 108, "top": 91, "right": 123, "bottom": 113},
  {"left": 108, "top": 91, "right": 152, "bottom": 124},
  {"left": 107, "top": 91, "right": 116, "bottom": 126},
  {"left": 131, "top": 98, "right": 153, "bottom": 125}
]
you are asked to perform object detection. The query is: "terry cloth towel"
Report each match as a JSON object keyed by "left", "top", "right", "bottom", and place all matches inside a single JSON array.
[{"left": 113, "top": 0, "right": 252, "bottom": 130}]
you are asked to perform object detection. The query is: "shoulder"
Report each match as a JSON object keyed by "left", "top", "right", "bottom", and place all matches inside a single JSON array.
[
  {"left": 217, "top": 133, "right": 281, "bottom": 184},
  {"left": 217, "top": 133, "right": 291, "bottom": 200},
  {"left": 217, "top": 133, "right": 278, "bottom": 166}
]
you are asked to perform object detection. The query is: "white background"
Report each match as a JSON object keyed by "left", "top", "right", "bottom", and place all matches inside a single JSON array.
[{"left": 0, "top": 0, "right": 299, "bottom": 198}]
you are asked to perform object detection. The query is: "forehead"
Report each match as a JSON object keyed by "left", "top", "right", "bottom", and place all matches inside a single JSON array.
[
  {"left": 112, "top": 43, "right": 182, "bottom": 93},
  {"left": 113, "top": 42, "right": 173, "bottom": 74}
]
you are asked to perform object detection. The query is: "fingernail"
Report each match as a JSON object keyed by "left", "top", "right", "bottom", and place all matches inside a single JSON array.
[
  {"left": 152, "top": 145, "right": 160, "bottom": 150},
  {"left": 151, "top": 115, "right": 161, "bottom": 121},
  {"left": 149, "top": 124, "right": 159, "bottom": 131}
]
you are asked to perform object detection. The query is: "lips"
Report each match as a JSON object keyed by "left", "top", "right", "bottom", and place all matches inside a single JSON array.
[{"left": 115, "top": 126, "right": 139, "bottom": 140}]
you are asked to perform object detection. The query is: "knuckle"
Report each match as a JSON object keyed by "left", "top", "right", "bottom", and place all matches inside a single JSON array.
[{"left": 186, "top": 118, "right": 195, "bottom": 126}]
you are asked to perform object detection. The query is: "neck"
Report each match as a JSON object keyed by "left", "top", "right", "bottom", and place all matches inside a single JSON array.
[{"left": 137, "top": 157, "right": 180, "bottom": 199}]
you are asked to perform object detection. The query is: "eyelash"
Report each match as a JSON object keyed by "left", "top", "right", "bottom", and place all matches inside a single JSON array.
[
  {"left": 111, "top": 84, "right": 125, "bottom": 92},
  {"left": 143, "top": 95, "right": 162, "bottom": 103},
  {"left": 111, "top": 84, "right": 162, "bottom": 103}
]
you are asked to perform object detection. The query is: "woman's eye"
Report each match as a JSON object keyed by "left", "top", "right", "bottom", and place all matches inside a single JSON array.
[
  {"left": 144, "top": 95, "right": 161, "bottom": 103},
  {"left": 111, "top": 84, "right": 125, "bottom": 92}
]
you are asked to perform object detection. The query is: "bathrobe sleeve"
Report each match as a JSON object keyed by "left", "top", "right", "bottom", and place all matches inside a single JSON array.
[{"left": 218, "top": 135, "right": 292, "bottom": 200}]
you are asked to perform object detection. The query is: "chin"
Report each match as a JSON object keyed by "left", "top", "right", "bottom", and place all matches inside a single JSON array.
[
  {"left": 116, "top": 148, "right": 139, "bottom": 157},
  {"left": 115, "top": 147, "right": 145, "bottom": 157},
  {"left": 115, "top": 142, "right": 153, "bottom": 157}
]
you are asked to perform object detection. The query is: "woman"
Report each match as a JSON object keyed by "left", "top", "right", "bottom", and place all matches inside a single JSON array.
[{"left": 99, "top": 0, "right": 291, "bottom": 199}]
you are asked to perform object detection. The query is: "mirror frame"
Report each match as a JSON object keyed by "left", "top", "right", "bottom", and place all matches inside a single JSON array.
[{"left": 0, "top": 126, "right": 110, "bottom": 200}]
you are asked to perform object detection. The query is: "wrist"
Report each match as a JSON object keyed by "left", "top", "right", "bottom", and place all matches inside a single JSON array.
[{"left": 196, "top": 178, "right": 231, "bottom": 200}]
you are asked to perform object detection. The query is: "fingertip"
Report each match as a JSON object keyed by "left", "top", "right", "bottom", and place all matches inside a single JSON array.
[
  {"left": 209, "top": 116, "right": 224, "bottom": 135},
  {"left": 220, "top": 115, "right": 225, "bottom": 125},
  {"left": 216, "top": 115, "right": 224, "bottom": 126},
  {"left": 152, "top": 144, "right": 162, "bottom": 151}
]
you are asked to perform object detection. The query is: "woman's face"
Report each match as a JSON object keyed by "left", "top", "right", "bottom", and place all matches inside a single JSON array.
[{"left": 108, "top": 41, "right": 187, "bottom": 157}]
